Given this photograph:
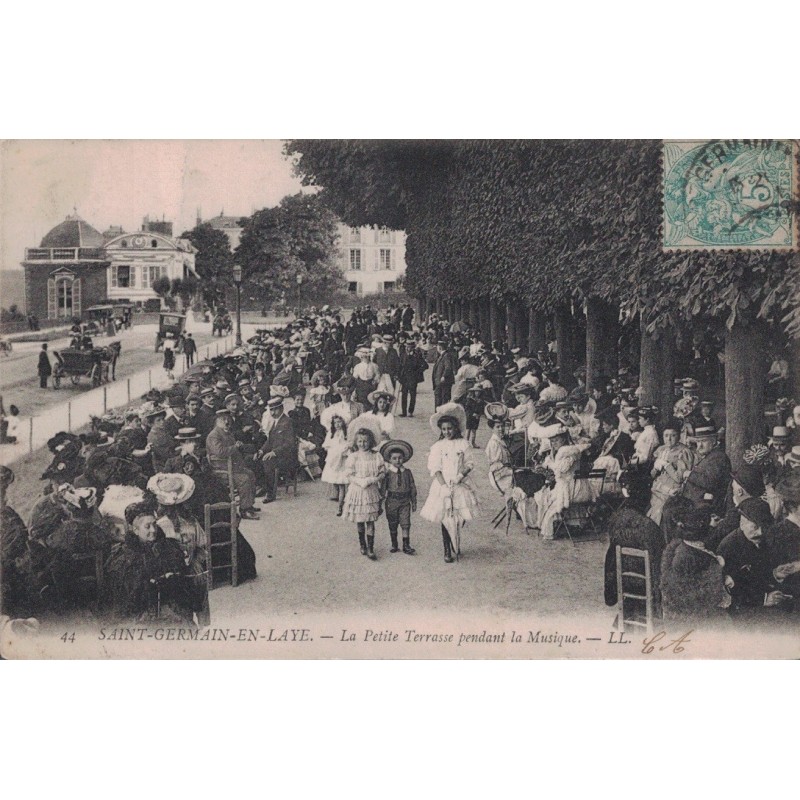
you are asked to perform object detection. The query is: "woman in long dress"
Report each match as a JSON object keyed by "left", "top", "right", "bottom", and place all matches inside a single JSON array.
[
  {"left": 647, "top": 421, "right": 694, "bottom": 525},
  {"left": 342, "top": 427, "right": 386, "bottom": 560},
  {"left": 535, "top": 430, "right": 594, "bottom": 540},
  {"left": 321, "top": 414, "right": 351, "bottom": 516},
  {"left": 420, "top": 404, "right": 479, "bottom": 562},
  {"left": 352, "top": 348, "right": 380, "bottom": 407}
]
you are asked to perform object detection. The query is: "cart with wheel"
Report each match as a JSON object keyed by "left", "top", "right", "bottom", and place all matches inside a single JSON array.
[
  {"left": 155, "top": 312, "right": 186, "bottom": 353},
  {"left": 51, "top": 348, "right": 110, "bottom": 389}
]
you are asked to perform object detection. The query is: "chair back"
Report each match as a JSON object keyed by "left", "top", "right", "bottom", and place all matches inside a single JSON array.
[
  {"left": 615, "top": 546, "right": 654, "bottom": 634},
  {"left": 204, "top": 502, "right": 239, "bottom": 590}
]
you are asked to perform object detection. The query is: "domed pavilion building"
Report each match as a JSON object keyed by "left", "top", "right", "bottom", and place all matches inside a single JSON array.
[{"left": 22, "top": 214, "right": 197, "bottom": 320}]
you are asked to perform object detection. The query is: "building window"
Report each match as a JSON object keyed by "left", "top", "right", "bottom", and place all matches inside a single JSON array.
[
  {"left": 377, "top": 227, "right": 392, "bottom": 244},
  {"left": 121, "top": 239, "right": 128, "bottom": 248},
  {"left": 379, "top": 249, "right": 393, "bottom": 271},
  {"left": 349, "top": 227, "right": 361, "bottom": 243},
  {"left": 112, "top": 265, "right": 132, "bottom": 288},
  {"left": 349, "top": 249, "right": 362, "bottom": 271},
  {"left": 384, "top": 281, "right": 395, "bottom": 292},
  {"left": 151, "top": 239, "right": 158, "bottom": 248},
  {"left": 48, "top": 275, "right": 81, "bottom": 319},
  {"left": 348, "top": 282, "right": 359, "bottom": 293},
  {"left": 141, "top": 264, "right": 166, "bottom": 289}
]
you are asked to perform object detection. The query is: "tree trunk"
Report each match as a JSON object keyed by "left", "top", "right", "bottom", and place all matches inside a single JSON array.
[
  {"left": 416, "top": 297, "right": 425, "bottom": 321},
  {"left": 528, "top": 308, "right": 547, "bottom": 354},
  {"left": 505, "top": 302, "right": 517, "bottom": 348},
  {"left": 789, "top": 338, "right": 800, "bottom": 406},
  {"left": 639, "top": 322, "right": 676, "bottom": 426},
  {"left": 467, "top": 299, "right": 478, "bottom": 327},
  {"left": 586, "top": 297, "right": 620, "bottom": 389},
  {"left": 725, "top": 320, "right": 767, "bottom": 471},
  {"left": 478, "top": 297, "right": 491, "bottom": 344},
  {"left": 489, "top": 299, "right": 505, "bottom": 343},
  {"left": 554, "top": 303, "right": 577, "bottom": 390}
]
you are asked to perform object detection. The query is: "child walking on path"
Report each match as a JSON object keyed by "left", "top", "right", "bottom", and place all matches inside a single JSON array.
[
  {"left": 420, "top": 403, "right": 480, "bottom": 563},
  {"left": 321, "top": 413, "right": 351, "bottom": 516},
  {"left": 343, "top": 426, "right": 385, "bottom": 560},
  {"left": 379, "top": 439, "right": 417, "bottom": 555}
]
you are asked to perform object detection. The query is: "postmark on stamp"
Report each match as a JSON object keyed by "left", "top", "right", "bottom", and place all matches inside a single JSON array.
[{"left": 663, "top": 139, "right": 797, "bottom": 250}]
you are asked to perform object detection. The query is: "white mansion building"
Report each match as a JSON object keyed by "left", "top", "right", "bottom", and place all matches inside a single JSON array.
[{"left": 337, "top": 224, "right": 407, "bottom": 296}]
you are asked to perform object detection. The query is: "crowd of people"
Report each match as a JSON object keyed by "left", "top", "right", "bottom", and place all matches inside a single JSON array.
[{"left": 2, "top": 299, "right": 799, "bottom": 633}]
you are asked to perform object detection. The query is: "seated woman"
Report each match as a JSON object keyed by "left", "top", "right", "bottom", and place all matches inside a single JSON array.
[
  {"left": 647, "top": 418, "right": 695, "bottom": 525},
  {"left": 660, "top": 506, "right": 727, "bottom": 625},
  {"left": 592, "top": 406, "right": 634, "bottom": 493},
  {"left": 630, "top": 406, "right": 660, "bottom": 468},
  {"left": 535, "top": 429, "right": 595, "bottom": 540},
  {"left": 104, "top": 500, "right": 196, "bottom": 624},
  {"left": 147, "top": 473, "right": 211, "bottom": 626}
]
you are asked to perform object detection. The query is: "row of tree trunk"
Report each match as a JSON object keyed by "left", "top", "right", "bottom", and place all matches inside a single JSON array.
[{"left": 416, "top": 293, "right": 788, "bottom": 472}]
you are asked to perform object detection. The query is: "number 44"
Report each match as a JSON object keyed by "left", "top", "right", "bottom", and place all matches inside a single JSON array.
[{"left": 60, "top": 632, "right": 75, "bottom": 643}]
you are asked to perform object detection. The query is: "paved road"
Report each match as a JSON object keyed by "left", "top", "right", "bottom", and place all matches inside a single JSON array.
[
  {"left": 0, "top": 323, "right": 223, "bottom": 418},
  {"left": 210, "top": 382, "right": 611, "bottom": 624}
]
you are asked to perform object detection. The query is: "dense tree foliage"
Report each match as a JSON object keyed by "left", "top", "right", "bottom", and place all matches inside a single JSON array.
[
  {"left": 234, "top": 193, "right": 344, "bottom": 304},
  {"left": 286, "top": 140, "right": 798, "bottom": 331},
  {"left": 285, "top": 139, "right": 799, "bottom": 466},
  {"left": 180, "top": 222, "right": 235, "bottom": 308}
]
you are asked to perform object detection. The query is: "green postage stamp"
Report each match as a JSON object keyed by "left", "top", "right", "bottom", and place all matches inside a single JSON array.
[{"left": 663, "top": 139, "right": 798, "bottom": 250}]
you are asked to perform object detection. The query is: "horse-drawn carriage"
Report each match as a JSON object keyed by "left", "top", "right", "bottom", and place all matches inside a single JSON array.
[
  {"left": 85, "top": 304, "right": 133, "bottom": 335},
  {"left": 212, "top": 312, "right": 233, "bottom": 337},
  {"left": 52, "top": 342, "right": 121, "bottom": 389},
  {"left": 154, "top": 312, "right": 186, "bottom": 353}
]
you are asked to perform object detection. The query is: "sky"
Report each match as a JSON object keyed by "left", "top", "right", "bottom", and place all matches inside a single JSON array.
[{"left": 0, "top": 140, "right": 307, "bottom": 272}]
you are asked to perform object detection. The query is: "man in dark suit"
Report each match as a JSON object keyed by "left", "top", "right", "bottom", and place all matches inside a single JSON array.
[
  {"left": 373, "top": 335, "right": 401, "bottom": 393},
  {"left": 398, "top": 341, "right": 428, "bottom": 417},
  {"left": 682, "top": 424, "right": 731, "bottom": 515},
  {"left": 431, "top": 340, "right": 456, "bottom": 409},
  {"left": 258, "top": 398, "right": 298, "bottom": 503},
  {"left": 38, "top": 343, "right": 52, "bottom": 389}
]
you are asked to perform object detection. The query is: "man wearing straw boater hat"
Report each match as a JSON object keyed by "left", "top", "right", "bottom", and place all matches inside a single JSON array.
[{"left": 681, "top": 422, "right": 731, "bottom": 515}]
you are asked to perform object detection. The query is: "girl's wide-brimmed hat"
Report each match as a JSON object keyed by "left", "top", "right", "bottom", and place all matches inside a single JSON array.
[
  {"left": 379, "top": 439, "right": 414, "bottom": 463},
  {"left": 367, "top": 389, "right": 394, "bottom": 406},
  {"left": 270, "top": 384, "right": 290, "bottom": 398},
  {"left": 430, "top": 402, "right": 467, "bottom": 435},
  {"left": 320, "top": 405, "right": 352, "bottom": 429},
  {"left": 485, "top": 401, "right": 509, "bottom": 422},
  {"left": 349, "top": 413, "right": 383, "bottom": 444},
  {"left": 147, "top": 473, "right": 195, "bottom": 506}
]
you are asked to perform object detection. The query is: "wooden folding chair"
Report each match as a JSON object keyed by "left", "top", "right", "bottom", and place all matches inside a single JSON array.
[
  {"left": 204, "top": 502, "right": 239, "bottom": 590},
  {"left": 615, "top": 546, "right": 654, "bottom": 634},
  {"left": 210, "top": 456, "right": 238, "bottom": 503}
]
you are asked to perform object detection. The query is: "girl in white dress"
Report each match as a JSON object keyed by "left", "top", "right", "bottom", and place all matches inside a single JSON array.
[
  {"left": 342, "top": 427, "right": 386, "bottom": 560},
  {"left": 420, "top": 403, "right": 479, "bottom": 562},
  {"left": 367, "top": 390, "right": 396, "bottom": 440},
  {"left": 321, "top": 414, "right": 350, "bottom": 516}
]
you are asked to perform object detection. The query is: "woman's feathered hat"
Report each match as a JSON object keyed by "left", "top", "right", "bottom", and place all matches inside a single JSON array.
[{"left": 147, "top": 473, "right": 195, "bottom": 506}]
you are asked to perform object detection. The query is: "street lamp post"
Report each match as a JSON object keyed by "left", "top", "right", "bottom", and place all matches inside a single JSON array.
[
  {"left": 296, "top": 273, "right": 303, "bottom": 317},
  {"left": 232, "top": 264, "right": 242, "bottom": 346}
]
